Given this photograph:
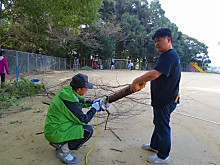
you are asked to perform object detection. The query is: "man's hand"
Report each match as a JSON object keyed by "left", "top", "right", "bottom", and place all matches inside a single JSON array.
[
  {"left": 92, "top": 98, "right": 102, "bottom": 112},
  {"left": 6, "top": 71, "right": 10, "bottom": 75},
  {"left": 130, "top": 81, "right": 146, "bottom": 92}
]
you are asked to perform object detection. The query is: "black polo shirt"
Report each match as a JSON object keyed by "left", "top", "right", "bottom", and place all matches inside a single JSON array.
[{"left": 151, "top": 49, "right": 181, "bottom": 108}]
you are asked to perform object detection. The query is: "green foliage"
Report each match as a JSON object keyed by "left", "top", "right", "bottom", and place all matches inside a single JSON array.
[
  {"left": 182, "top": 34, "right": 209, "bottom": 66},
  {"left": 0, "top": 0, "right": 103, "bottom": 55},
  {"left": 14, "top": 0, "right": 103, "bottom": 29},
  {"left": 0, "top": 78, "right": 45, "bottom": 110},
  {"left": 118, "top": 13, "right": 147, "bottom": 60},
  {"left": 79, "top": 66, "right": 92, "bottom": 70}
]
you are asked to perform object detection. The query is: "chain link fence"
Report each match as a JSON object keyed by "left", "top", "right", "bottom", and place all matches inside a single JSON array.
[
  {"left": 2, "top": 49, "right": 193, "bottom": 80},
  {"left": 2, "top": 49, "right": 67, "bottom": 80}
]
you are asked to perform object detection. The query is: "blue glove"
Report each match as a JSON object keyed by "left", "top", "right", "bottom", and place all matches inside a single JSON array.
[{"left": 92, "top": 98, "right": 102, "bottom": 112}]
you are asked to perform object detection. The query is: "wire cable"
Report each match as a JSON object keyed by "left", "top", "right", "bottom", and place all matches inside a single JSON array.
[{"left": 85, "top": 112, "right": 99, "bottom": 165}]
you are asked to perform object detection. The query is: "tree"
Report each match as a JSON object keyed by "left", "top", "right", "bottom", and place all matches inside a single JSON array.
[
  {"left": 182, "top": 34, "right": 209, "bottom": 67},
  {"left": 118, "top": 13, "right": 147, "bottom": 60},
  {"left": 14, "top": 0, "right": 103, "bottom": 29},
  {"left": 0, "top": 0, "right": 103, "bottom": 55}
]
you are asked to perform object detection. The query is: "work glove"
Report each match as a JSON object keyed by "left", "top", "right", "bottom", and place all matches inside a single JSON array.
[{"left": 92, "top": 98, "right": 102, "bottom": 112}]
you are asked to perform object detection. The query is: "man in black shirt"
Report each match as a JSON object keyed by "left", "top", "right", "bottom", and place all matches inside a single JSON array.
[{"left": 131, "top": 28, "right": 181, "bottom": 164}]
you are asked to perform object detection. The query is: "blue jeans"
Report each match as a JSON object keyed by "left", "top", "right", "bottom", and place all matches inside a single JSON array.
[
  {"left": 150, "top": 102, "right": 177, "bottom": 159},
  {"left": 68, "top": 125, "right": 93, "bottom": 150}
]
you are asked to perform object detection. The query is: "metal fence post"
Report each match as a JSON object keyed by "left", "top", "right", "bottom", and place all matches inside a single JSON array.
[
  {"left": 16, "top": 51, "right": 19, "bottom": 81},
  {"left": 59, "top": 57, "right": 60, "bottom": 70},
  {"left": 44, "top": 55, "right": 46, "bottom": 72},
  {"left": 35, "top": 54, "right": 38, "bottom": 71},
  {"left": 27, "top": 52, "right": 30, "bottom": 72},
  {"left": 50, "top": 56, "right": 52, "bottom": 70}
]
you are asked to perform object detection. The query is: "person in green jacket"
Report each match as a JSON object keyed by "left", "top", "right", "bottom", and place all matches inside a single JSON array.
[{"left": 44, "top": 73, "right": 102, "bottom": 164}]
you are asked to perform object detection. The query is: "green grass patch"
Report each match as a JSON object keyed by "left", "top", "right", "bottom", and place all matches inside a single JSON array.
[
  {"left": 79, "top": 66, "right": 92, "bottom": 70},
  {"left": 0, "top": 77, "right": 45, "bottom": 110}
]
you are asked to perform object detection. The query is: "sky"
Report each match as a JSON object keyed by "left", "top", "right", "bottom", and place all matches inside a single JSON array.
[{"left": 157, "top": 0, "right": 220, "bottom": 66}]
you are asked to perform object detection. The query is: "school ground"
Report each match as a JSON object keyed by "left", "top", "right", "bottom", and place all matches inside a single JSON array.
[{"left": 0, "top": 70, "right": 219, "bottom": 165}]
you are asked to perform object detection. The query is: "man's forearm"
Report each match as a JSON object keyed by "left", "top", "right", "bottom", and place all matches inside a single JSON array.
[
  {"left": 131, "top": 70, "right": 161, "bottom": 92},
  {"left": 135, "top": 70, "right": 161, "bottom": 83}
]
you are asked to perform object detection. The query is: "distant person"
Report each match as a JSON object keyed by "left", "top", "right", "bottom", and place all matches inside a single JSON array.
[
  {"left": 128, "top": 61, "right": 134, "bottom": 71},
  {"left": 93, "top": 61, "right": 98, "bottom": 70},
  {"left": 99, "top": 60, "right": 103, "bottom": 70},
  {"left": 111, "top": 61, "right": 115, "bottom": 70},
  {"left": 0, "top": 50, "right": 10, "bottom": 88},
  {"left": 44, "top": 73, "right": 102, "bottom": 164},
  {"left": 130, "top": 28, "right": 181, "bottom": 164}
]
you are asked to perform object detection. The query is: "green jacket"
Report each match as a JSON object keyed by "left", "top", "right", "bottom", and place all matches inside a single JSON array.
[{"left": 44, "top": 85, "right": 94, "bottom": 143}]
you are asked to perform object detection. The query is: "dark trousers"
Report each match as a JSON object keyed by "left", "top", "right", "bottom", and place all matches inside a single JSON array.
[
  {"left": 150, "top": 102, "right": 177, "bottom": 159},
  {"left": 0, "top": 73, "right": 6, "bottom": 87},
  {"left": 68, "top": 125, "right": 93, "bottom": 150},
  {"left": 0, "top": 73, "right": 6, "bottom": 82}
]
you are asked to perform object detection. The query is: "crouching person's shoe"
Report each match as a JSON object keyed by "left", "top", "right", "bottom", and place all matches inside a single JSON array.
[
  {"left": 147, "top": 154, "right": 170, "bottom": 164},
  {"left": 56, "top": 143, "right": 78, "bottom": 164},
  {"left": 56, "top": 148, "right": 78, "bottom": 164}
]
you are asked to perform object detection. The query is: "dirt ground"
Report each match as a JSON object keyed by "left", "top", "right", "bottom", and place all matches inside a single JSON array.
[{"left": 0, "top": 70, "right": 220, "bottom": 165}]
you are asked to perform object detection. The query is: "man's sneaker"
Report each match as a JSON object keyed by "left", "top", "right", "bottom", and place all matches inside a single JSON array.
[
  {"left": 56, "top": 148, "right": 78, "bottom": 164},
  {"left": 142, "top": 144, "right": 158, "bottom": 153},
  {"left": 49, "top": 142, "right": 63, "bottom": 150},
  {"left": 147, "top": 154, "right": 170, "bottom": 164}
]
